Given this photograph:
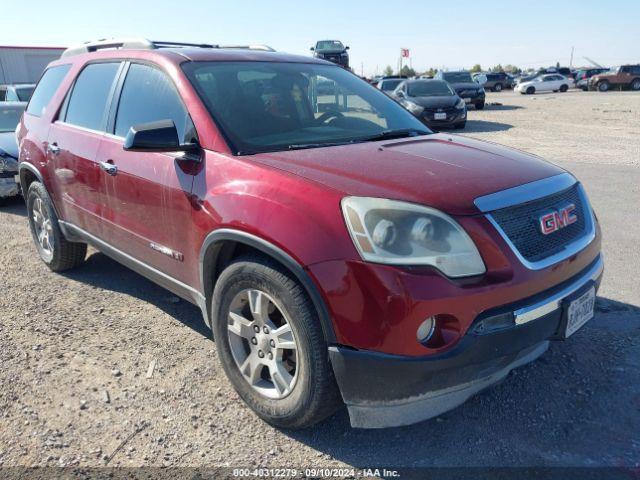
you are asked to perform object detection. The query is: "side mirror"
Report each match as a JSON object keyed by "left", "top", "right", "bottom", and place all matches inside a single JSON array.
[
  {"left": 395, "top": 90, "right": 405, "bottom": 98},
  {"left": 123, "top": 120, "right": 200, "bottom": 155},
  {"left": 310, "top": 47, "right": 315, "bottom": 51},
  {"left": 345, "top": 46, "right": 350, "bottom": 50}
]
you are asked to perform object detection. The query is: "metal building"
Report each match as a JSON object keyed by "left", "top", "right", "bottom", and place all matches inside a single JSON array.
[{"left": 0, "top": 46, "right": 65, "bottom": 84}]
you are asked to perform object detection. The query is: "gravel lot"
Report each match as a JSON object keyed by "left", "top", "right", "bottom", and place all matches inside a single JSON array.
[{"left": 0, "top": 90, "right": 638, "bottom": 471}]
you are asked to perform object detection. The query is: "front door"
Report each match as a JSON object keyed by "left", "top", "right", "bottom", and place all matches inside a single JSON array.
[{"left": 95, "top": 62, "right": 198, "bottom": 284}]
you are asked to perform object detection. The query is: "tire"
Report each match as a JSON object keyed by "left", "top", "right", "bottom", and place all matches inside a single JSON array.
[
  {"left": 631, "top": 78, "right": 640, "bottom": 91},
  {"left": 475, "top": 101, "right": 485, "bottom": 110},
  {"left": 211, "top": 254, "right": 341, "bottom": 429},
  {"left": 26, "top": 182, "right": 87, "bottom": 272},
  {"left": 454, "top": 121, "right": 466, "bottom": 129},
  {"left": 597, "top": 81, "right": 610, "bottom": 92},
  {"left": 526, "top": 86, "right": 535, "bottom": 95},
  {"left": 560, "top": 84, "right": 568, "bottom": 92},
  {"left": 493, "top": 83, "right": 503, "bottom": 92}
]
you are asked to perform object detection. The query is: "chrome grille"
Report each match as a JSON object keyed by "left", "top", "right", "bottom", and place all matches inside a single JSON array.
[{"left": 489, "top": 184, "right": 588, "bottom": 262}]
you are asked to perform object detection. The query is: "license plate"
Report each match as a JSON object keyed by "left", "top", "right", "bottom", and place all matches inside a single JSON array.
[
  {"left": 464, "top": 98, "right": 471, "bottom": 103},
  {"left": 434, "top": 112, "right": 447, "bottom": 120},
  {"left": 565, "top": 287, "right": 595, "bottom": 337}
]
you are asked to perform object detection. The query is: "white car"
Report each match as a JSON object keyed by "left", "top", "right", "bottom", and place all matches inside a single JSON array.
[{"left": 515, "top": 74, "right": 574, "bottom": 94}]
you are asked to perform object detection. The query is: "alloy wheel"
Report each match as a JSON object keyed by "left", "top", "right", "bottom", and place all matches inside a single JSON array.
[
  {"left": 226, "top": 289, "right": 299, "bottom": 399},
  {"left": 32, "top": 196, "right": 54, "bottom": 256}
]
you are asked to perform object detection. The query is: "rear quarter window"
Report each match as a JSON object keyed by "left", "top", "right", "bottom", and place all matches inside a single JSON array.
[
  {"left": 64, "top": 62, "right": 121, "bottom": 131},
  {"left": 26, "top": 64, "right": 72, "bottom": 117}
]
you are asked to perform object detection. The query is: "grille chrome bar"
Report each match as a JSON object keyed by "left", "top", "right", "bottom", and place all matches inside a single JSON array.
[{"left": 474, "top": 173, "right": 576, "bottom": 213}]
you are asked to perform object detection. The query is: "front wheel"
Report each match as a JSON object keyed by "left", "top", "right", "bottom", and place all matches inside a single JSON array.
[
  {"left": 454, "top": 121, "right": 466, "bottom": 129},
  {"left": 26, "top": 182, "right": 86, "bottom": 271},
  {"left": 493, "top": 83, "right": 503, "bottom": 92},
  {"left": 526, "top": 86, "right": 536, "bottom": 95},
  {"left": 211, "top": 255, "right": 341, "bottom": 429},
  {"left": 475, "top": 101, "right": 485, "bottom": 110},
  {"left": 560, "top": 84, "right": 568, "bottom": 92},
  {"left": 598, "top": 81, "right": 610, "bottom": 92}
]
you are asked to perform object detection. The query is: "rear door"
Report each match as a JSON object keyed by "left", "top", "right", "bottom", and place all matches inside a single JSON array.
[
  {"left": 47, "top": 62, "right": 123, "bottom": 236},
  {"left": 94, "top": 62, "right": 198, "bottom": 282}
]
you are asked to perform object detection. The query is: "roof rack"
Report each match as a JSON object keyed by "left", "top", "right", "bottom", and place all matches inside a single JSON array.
[
  {"left": 221, "top": 44, "right": 276, "bottom": 52},
  {"left": 61, "top": 38, "right": 275, "bottom": 58}
]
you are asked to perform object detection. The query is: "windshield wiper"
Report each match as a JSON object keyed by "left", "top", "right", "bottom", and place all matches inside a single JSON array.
[
  {"left": 357, "top": 128, "right": 430, "bottom": 143},
  {"left": 288, "top": 140, "right": 357, "bottom": 151}
]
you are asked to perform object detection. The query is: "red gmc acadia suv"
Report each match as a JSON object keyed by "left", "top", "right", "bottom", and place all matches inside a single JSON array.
[{"left": 16, "top": 39, "right": 603, "bottom": 429}]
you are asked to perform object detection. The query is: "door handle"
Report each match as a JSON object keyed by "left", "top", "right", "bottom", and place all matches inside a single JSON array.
[
  {"left": 99, "top": 161, "right": 118, "bottom": 176},
  {"left": 47, "top": 143, "right": 61, "bottom": 156}
]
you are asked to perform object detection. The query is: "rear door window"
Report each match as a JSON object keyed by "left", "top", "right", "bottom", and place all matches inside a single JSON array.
[
  {"left": 113, "top": 63, "right": 194, "bottom": 142},
  {"left": 64, "top": 62, "right": 121, "bottom": 131},
  {"left": 26, "top": 64, "right": 71, "bottom": 117}
]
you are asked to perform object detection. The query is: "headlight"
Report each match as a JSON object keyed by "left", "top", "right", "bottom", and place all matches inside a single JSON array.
[
  {"left": 455, "top": 98, "right": 465, "bottom": 109},
  {"left": 341, "top": 197, "right": 486, "bottom": 277},
  {"left": 403, "top": 101, "right": 424, "bottom": 115}
]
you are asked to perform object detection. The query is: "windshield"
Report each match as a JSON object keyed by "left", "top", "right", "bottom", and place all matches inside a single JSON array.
[
  {"left": 182, "top": 62, "right": 430, "bottom": 154},
  {"left": 408, "top": 81, "right": 454, "bottom": 97},
  {"left": 381, "top": 79, "right": 402, "bottom": 91},
  {"left": 0, "top": 105, "right": 25, "bottom": 133},
  {"left": 16, "top": 86, "right": 35, "bottom": 101},
  {"left": 316, "top": 40, "right": 345, "bottom": 51},
  {"left": 442, "top": 72, "right": 473, "bottom": 83}
]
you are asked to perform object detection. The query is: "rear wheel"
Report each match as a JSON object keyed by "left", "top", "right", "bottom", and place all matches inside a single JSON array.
[
  {"left": 211, "top": 254, "right": 341, "bottom": 429},
  {"left": 26, "top": 182, "right": 86, "bottom": 271},
  {"left": 598, "top": 81, "right": 610, "bottom": 92},
  {"left": 631, "top": 78, "right": 640, "bottom": 91},
  {"left": 526, "top": 86, "right": 535, "bottom": 95},
  {"left": 493, "top": 83, "right": 503, "bottom": 92}
]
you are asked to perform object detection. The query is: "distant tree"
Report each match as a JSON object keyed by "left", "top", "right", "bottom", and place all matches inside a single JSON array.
[
  {"left": 503, "top": 64, "right": 522, "bottom": 74},
  {"left": 383, "top": 65, "right": 394, "bottom": 76},
  {"left": 490, "top": 64, "right": 504, "bottom": 72},
  {"left": 422, "top": 67, "right": 438, "bottom": 77},
  {"left": 470, "top": 64, "right": 482, "bottom": 73},
  {"left": 400, "top": 65, "right": 417, "bottom": 77},
  {"left": 556, "top": 61, "right": 560, "bottom": 68}
]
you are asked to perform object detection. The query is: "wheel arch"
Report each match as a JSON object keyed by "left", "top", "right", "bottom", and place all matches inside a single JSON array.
[
  {"left": 19, "top": 162, "right": 63, "bottom": 220},
  {"left": 200, "top": 229, "right": 337, "bottom": 344}
]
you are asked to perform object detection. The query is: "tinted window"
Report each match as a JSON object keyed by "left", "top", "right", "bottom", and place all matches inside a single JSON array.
[
  {"left": 381, "top": 79, "right": 402, "bottom": 91},
  {"left": 408, "top": 81, "right": 454, "bottom": 97},
  {"left": 114, "top": 63, "right": 193, "bottom": 142},
  {"left": 65, "top": 63, "right": 120, "bottom": 131},
  {"left": 16, "top": 86, "right": 35, "bottom": 102},
  {"left": 26, "top": 65, "right": 71, "bottom": 117},
  {"left": 0, "top": 104, "right": 25, "bottom": 133},
  {"left": 631, "top": 66, "right": 640, "bottom": 75}
]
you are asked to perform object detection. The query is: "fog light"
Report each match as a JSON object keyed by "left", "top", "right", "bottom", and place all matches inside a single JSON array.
[{"left": 417, "top": 316, "right": 436, "bottom": 344}]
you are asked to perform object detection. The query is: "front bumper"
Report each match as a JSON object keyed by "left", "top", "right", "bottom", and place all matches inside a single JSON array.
[
  {"left": 0, "top": 175, "right": 19, "bottom": 198},
  {"left": 329, "top": 255, "right": 603, "bottom": 428},
  {"left": 421, "top": 110, "right": 466, "bottom": 128}
]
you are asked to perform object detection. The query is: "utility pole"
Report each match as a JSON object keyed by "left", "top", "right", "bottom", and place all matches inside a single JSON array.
[{"left": 569, "top": 46, "right": 574, "bottom": 69}]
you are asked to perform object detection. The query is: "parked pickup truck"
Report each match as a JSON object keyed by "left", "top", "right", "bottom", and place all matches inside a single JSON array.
[{"left": 589, "top": 65, "right": 640, "bottom": 92}]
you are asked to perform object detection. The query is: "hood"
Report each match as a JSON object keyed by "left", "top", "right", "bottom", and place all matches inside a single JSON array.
[
  {"left": 249, "top": 134, "right": 565, "bottom": 216},
  {"left": 0, "top": 132, "right": 19, "bottom": 160},
  {"left": 409, "top": 95, "right": 459, "bottom": 108},
  {"left": 317, "top": 49, "right": 347, "bottom": 55}
]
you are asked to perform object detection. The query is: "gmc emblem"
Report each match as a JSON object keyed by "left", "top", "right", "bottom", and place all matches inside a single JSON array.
[{"left": 539, "top": 204, "right": 578, "bottom": 235}]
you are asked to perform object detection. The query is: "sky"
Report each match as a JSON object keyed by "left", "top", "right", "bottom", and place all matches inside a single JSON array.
[{"left": 2, "top": 0, "right": 638, "bottom": 77}]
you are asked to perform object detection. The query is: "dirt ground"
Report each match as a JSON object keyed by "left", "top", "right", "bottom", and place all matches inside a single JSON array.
[{"left": 0, "top": 90, "right": 638, "bottom": 471}]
